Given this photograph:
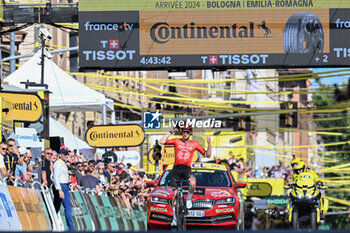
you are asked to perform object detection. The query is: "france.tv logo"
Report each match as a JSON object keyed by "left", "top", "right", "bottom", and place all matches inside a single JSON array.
[{"left": 144, "top": 111, "right": 161, "bottom": 129}]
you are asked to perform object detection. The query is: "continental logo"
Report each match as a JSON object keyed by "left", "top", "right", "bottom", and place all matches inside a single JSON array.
[
  {"left": 14, "top": 101, "right": 39, "bottom": 111},
  {"left": 86, "top": 124, "right": 145, "bottom": 148},
  {"left": 150, "top": 21, "right": 271, "bottom": 44},
  {"left": 89, "top": 130, "right": 141, "bottom": 141},
  {"left": 0, "top": 91, "right": 43, "bottom": 122}
]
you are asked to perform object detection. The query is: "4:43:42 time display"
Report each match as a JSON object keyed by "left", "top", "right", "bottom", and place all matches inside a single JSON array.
[{"left": 140, "top": 56, "right": 171, "bottom": 65}]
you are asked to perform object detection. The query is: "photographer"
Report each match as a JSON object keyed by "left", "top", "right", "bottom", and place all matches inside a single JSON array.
[
  {"left": 14, "top": 147, "right": 34, "bottom": 187},
  {"left": 25, "top": 150, "right": 41, "bottom": 172},
  {"left": 102, "top": 150, "right": 118, "bottom": 165},
  {"left": 129, "top": 169, "right": 147, "bottom": 207},
  {"left": 75, "top": 162, "right": 84, "bottom": 185},
  {"left": 93, "top": 162, "right": 108, "bottom": 189}
]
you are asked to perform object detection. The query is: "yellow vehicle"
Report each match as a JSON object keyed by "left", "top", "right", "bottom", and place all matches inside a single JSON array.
[{"left": 285, "top": 172, "right": 328, "bottom": 230}]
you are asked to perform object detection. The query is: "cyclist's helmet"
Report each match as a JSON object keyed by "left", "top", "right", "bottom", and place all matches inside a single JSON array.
[
  {"left": 294, "top": 161, "right": 306, "bottom": 175},
  {"left": 291, "top": 158, "right": 301, "bottom": 169},
  {"left": 181, "top": 125, "right": 192, "bottom": 132}
]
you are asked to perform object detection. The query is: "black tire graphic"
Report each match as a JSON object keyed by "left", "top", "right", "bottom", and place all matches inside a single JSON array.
[{"left": 283, "top": 12, "right": 324, "bottom": 54}]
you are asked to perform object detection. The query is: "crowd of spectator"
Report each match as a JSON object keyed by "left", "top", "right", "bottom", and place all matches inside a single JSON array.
[
  {"left": 245, "top": 203, "right": 290, "bottom": 230},
  {"left": 0, "top": 138, "right": 153, "bottom": 213},
  {"left": 214, "top": 151, "right": 294, "bottom": 184}
]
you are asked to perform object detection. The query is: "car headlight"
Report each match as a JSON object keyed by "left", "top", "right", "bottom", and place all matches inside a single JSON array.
[
  {"left": 215, "top": 198, "right": 235, "bottom": 206},
  {"left": 307, "top": 194, "right": 313, "bottom": 199},
  {"left": 297, "top": 194, "right": 303, "bottom": 199},
  {"left": 151, "top": 196, "right": 170, "bottom": 205}
]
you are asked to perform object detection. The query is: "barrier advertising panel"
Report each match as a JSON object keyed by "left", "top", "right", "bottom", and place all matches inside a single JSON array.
[
  {"left": 7, "top": 185, "right": 32, "bottom": 230},
  {"left": 0, "top": 185, "right": 22, "bottom": 231},
  {"left": 70, "top": 191, "right": 87, "bottom": 231},
  {"left": 72, "top": 191, "right": 95, "bottom": 231},
  {"left": 26, "top": 188, "right": 50, "bottom": 230},
  {"left": 83, "top": 193, "right": 103, "bottom": 230},
  {"left": 41, "top": 186, "right": 64, "bottom": 231},
  {"left": 108, "top": 195, "right": 128, "bottom": 231},
  {"left": 91, "top": 194, "right": 112, "bottom": 231},
  {"left": 18, "top": 187, "right": 43, "bottom": 231},
  {"left": 99, "top": 195, "right": 120, "bottom": 231},
  {"left": 34, "top": 189, "right": 52, "bottom": 231},
  {"left": 79, "top": 1, "right": 350, "bottom": 69}
]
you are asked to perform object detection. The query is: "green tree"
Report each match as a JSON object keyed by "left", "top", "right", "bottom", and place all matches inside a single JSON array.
[{"left": 313, "top": 82, "right": 350, "bottom": 229}]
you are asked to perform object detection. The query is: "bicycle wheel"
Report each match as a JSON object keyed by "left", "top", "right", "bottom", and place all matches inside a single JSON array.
[
  {"left": 182, "top": 194, "right": 187, "bottom": 231},
  {"left": 176, "top": 191, "right": 184, "bottom": 231}
]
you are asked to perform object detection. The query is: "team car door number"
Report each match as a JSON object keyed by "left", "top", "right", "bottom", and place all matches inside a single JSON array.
[{"left": 186, "top": 210, "right": 205, "bottom": 218}]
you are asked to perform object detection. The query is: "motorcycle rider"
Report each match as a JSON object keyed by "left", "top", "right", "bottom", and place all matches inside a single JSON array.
[
  {"left": 292, "top": 161, "right": 322, "bottom": 185},
  {"left": 292, "top": 160, "right": 328, "bottom": 219},
  {"left": 290, "top": 158, "right": 301, "bottom": 169}
]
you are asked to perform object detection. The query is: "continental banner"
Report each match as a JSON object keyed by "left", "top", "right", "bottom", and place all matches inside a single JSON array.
[
  {"left": 85, "top": 124, "right": 145, "bottom": 148},
  {"left": 79, "top": 0, "right": 350, "bottom": 69}
]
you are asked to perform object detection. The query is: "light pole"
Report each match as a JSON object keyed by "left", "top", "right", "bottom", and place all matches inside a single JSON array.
[{"left": 38, "top": 26, "right": 52, "bottom": 85}]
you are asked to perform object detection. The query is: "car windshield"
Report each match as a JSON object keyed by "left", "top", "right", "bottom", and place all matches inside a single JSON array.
[{"left": 158, "top": 169, "right": 232, "bottom": 187}]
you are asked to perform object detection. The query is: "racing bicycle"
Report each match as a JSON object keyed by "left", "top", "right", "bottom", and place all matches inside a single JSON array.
[{"left": 174, "top": 179, "right": 189, "bottom": 231}]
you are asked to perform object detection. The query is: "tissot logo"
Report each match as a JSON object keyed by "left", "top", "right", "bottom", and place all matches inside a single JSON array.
[{"left": 150, "top": 21, "right": 271, "bottom": 44}]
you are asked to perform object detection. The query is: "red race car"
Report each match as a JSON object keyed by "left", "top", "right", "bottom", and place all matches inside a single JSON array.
[{"left": 147, "top": 162, "right": 246, "bottom": 229}]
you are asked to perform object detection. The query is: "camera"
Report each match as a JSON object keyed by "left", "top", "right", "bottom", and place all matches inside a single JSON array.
[
  {"left": 138, "top": 172, "right": 145, "bottom": 178},
  {"left": 68, "top": 163, "right": 77, "bottom": 173},
  {"left": 39, "top": 26, "right": 52, "bottom": 39}
]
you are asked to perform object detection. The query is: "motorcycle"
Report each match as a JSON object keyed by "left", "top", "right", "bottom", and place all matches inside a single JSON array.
[{"left": 285, "top": 172, "right": 328, "bottom": 230}]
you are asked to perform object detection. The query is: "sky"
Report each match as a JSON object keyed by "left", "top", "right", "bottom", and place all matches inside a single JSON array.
[{"left": 312, "top": 68, "right": 350, "bottom": 87}]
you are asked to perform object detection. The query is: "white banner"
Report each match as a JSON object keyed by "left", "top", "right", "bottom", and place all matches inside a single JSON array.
[
  {"left": 115, "top": 150, "right": 141, "bottom": 166},
  {"left": 15, "top": 127, "right": 43, "bottom": 148}
]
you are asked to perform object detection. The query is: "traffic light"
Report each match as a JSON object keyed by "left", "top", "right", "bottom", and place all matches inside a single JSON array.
[
  {"left": 233, "top": 104, "right": 251, "bottom": 131},
  {"left": 152, "top": 140, "right": 162, "bottom": 162},
  {"left": 279, "top": 101, "right": 298, "bottom": 128}
]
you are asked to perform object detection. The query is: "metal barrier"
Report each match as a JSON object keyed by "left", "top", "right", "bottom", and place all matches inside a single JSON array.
[{"left": 0, "top": 178, "right": 148, "bottom": 231}]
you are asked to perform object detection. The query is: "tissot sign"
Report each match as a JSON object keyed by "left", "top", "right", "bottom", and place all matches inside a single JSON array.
[
  {"left": 79, "top": 1, "right": 350, "bottom": 69},
  {"left": 85, "top": 124, "right": 145, "bottom": 148}
]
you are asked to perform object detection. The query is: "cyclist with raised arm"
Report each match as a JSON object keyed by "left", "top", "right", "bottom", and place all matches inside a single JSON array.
[{"left": 160, "top": 125, "right": 211, "bottom": 227}]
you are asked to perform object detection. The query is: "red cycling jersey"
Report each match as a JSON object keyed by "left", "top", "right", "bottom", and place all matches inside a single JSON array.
[{"left": 166, "top": 138, "right": 206, "bottom": 167}]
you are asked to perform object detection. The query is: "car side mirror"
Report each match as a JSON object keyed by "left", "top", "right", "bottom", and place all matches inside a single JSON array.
[
  {"left": 284, "top": 185, "right": 290, "bottom": 189},
  {"left": 320, "top": 185, "right": 328, "bottom": 190},
  {"left": 235, "top": 181, "right": 247, "bottom": 188},
  {"left": 146, "top": 180, "right": 156, "bottom": 187}
]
